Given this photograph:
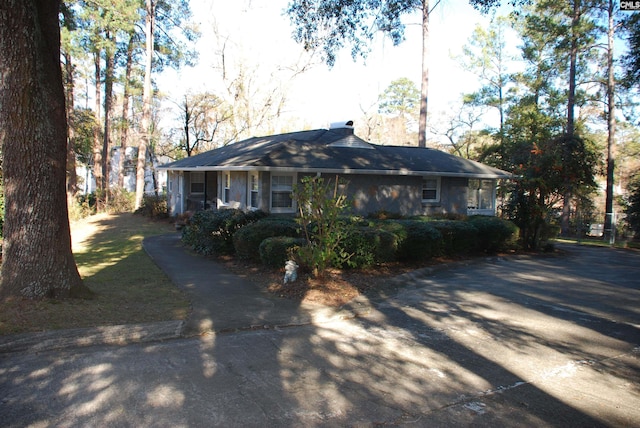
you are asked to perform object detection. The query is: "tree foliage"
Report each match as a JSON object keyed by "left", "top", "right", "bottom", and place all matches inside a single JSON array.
[
  {"left": 503, "top": 133, "right": 600, "bottom": 249},
  {"left": 287, "top": 0, "right": 421, "bottom": 66},
  {"left": 69, "top": 107, "right": 99, "bottom": 166},
  {"left": 378, "top": 77, "right": 420, "bottom": 118},
  {"left": 292, "top": 176, "right": 352, "bottom": 277},
  {"left": 366, "top": 77, "right": 421, "bottom": 145},
  {"left": 287, "top": 0, "right": 431, "bottom": 145},
  {"left": 60, "top": 0, "right": 199, "bottom": 208},
  {"left": 176, "top": 92, "right": 230, "bottom": 157},
  {"left": 623, "top": 174, "right": 640, "bottom": 238},
  {"left": 461, "top": 1, "right": 607, "bottom": 249},
  {"left": 459, "top": 17, "right": 514, "bottom": 142},
  {"left": 620, "top": 12, "right": 640, "bottom": 90}
]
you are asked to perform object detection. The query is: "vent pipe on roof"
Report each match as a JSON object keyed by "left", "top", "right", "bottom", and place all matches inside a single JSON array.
[{"left": 329, "top": 120, "right": 354, "bottom": 129}]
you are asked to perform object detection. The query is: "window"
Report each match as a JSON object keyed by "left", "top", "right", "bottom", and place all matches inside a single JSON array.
[
  {"left": 468, "top": 179, "right": 495, "bottom": 211},
  {"left": 271, "top": 174, "right": 294, "bottom": 211},
  {"left": 190, "top": 172, "right": 204, "bottom": 194},
  {"left": 422, "top": 177, "right": 440, "bottom": 203},
  {"left": 249, "top": 172, "right": 259, "bottom": 209},
  {"left": 222, "top": 172, "right": 230, "bottom": 204}
]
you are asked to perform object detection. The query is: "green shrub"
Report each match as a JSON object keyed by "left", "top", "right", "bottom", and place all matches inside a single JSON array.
[
  {"left": 292, "top": 175, "right": 351, "bottom": 277},
  {"left": 539, "top": 222, "right": 560, "bottom": 250},
  {"left": 339, "top": 227, "right": 398, "bottom": 268},
  {"left": 181, "top": 211, "right": 217, "bottom": 255},
  {"left": 105, "top": 188, "right": 135, "bottom": 214},
  {"left": 366, "top": 210, "right": 403, "bottom": 220},
  {"left": 339, "top": 229, "right": 376, "bottom": 269},
  {"left": 233, "top": 217, "right": 300, "bottom": 261},
  {"left": 182, "top": 209, "right": 268, "bottom": 255},
  {"left": 69, "top": 193, "right": 97, "bottom": 221},
  {"left": 135, "top": 194, "right": 168, "bottom": 219},
  {"left": 382, "top": 220, "right": 442, "bottom": 262},
  {"left": 409, "top": 213, "right": 466, "bottom": 221},
  {"left": 431, "top": 220, "right": 479, "bottom": 256},
  {"left": 259, "top": 236, "right": 307, "bottom": 268},
  {"left": 466, "top": 216, "right": 519, "bottom": 253}
]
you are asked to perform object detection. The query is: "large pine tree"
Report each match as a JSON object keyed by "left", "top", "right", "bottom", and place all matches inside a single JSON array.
[{"left": 0, "top": 0, "right": 91, "bottom": 299}]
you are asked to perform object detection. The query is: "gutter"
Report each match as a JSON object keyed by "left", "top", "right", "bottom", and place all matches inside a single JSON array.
[{"left": 158, "top": 165, "right": 513, "bottom": 180}]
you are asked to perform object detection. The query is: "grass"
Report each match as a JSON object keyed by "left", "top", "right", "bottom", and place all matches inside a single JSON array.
[
  {"left": 554, "top": 236, "right": 639, "bottom": 249},
  {"left": 0, "top": 212, "right": 189, "bottom": 335}
]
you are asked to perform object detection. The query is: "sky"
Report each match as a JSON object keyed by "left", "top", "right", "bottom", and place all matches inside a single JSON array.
[{"left": 157, "top": 0, "right": 507, "bottom": 136}]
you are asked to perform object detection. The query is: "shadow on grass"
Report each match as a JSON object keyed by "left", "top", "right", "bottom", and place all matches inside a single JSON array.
[{"left": 0, "top": 213, "right": 188, "bottom": 335}]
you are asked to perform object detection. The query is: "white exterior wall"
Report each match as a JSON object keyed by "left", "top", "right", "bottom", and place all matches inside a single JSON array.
[
  {"left": 167, "top": 171, "right": 184, "bottom": 215},
  {"left": 75, "top": 146, "right": 165, "bottom": 196}
]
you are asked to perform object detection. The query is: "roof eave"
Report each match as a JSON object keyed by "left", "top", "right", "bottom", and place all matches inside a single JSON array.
[{"left": 160, "top": 165, "right": 512, "bottom": 179}]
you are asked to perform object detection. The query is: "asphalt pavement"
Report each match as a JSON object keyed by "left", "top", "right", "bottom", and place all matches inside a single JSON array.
[{"left": 0, "top": 236, "right": 638, "bottom": 427}]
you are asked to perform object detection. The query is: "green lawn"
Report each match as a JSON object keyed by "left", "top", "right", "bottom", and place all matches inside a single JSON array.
[
  {"left": 554, "top": 236, "right": 640, "bottom": 249},
  {"left": 0, "top": 213, "right": 189, "bottom": 335}
]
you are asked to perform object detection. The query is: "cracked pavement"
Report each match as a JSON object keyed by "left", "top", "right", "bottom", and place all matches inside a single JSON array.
[{"left": 1, "top": 243, "right": 639, "bottom": 427}]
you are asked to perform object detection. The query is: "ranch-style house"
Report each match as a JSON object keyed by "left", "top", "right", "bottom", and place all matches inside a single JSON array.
[{"left": 160, "top": 122, "right": 512, "bottom": 217}]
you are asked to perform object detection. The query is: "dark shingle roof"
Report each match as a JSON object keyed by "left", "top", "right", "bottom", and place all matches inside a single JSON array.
[{"left": 161, "top": 128, "right": 511, "bottom": 179}]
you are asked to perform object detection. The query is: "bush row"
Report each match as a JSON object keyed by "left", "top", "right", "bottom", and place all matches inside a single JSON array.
[
  {"left": 233, "top": 217, "right": 300, "bottom": 261},
  {"left": 373, "top": 216, "right": 519, "bottom": 262},
  {"left": 181, "top": 209, "right": 268, "bottom": 255},
  {"left": 182, "top": 211, "right": 519, "bottom": 270}
]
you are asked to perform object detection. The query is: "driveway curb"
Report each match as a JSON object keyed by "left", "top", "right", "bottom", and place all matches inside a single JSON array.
[{"left": 0, "top": 320, "right": 185, "bottom": 354}]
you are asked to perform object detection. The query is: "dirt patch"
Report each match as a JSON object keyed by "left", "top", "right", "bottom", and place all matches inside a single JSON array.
[{"left": 219, "top": 256, "right": 443, "bottom": 307}]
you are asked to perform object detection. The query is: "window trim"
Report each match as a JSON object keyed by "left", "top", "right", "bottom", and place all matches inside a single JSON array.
[
  {"left": 221, "top": 172, "right": 231, "bottom": 205},
  {"left": 421, "top": 176, "right": 441, "bottom": 203},
  {"left": 190, "top": 172, "right": 205, "bottom": 194},
  {"left": 248, "top": 171, "right": 260, "bottom": 210},
  {"left": 467, "top": 178, "right": 496, "bottom": 214},
  {"left": 270, "top": 173, "right": 296, "bottom": 213}
]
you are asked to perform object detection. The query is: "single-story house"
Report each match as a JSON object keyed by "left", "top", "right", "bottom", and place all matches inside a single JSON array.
[{"left": 160, "top": 122, "right": 512, "bottom": 217}]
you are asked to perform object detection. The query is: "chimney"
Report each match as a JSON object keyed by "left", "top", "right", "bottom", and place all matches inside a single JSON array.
[
  {"left": 329, "top": 120, "right": 355, "bottom": 136},
  {"left": 329, "top": 120, "right": 354, "bottom": 130}
]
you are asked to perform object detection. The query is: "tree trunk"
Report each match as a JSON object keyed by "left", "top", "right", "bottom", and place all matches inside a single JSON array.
[
  {"left": 417, "top": 0, "right": 430, "bottom": 148},
  {"left": 603, "top": 0, "right": 616, "bottom": 243},
  {"left": 102, "top": 30, "right": 115, "bottom": 202},
  {"left": 119, "top": 33, "right": 136, "bottom": 189},
  {"left": 64, "top": 49, "right": 79, "bottom": 198},
  {"left": 61, "top": 3, "right": 78, "bottom": 199},
  {"left": 60, "top": 1, "right": 76, "bottom": 199},
  {"left": 136, "top": 0, "right": 155, "bottom": 210},
  {"left": 183, "top": 95, "right": 194, "bottom": 156},
  {"left": 92, "top": 50, "right": 103, "bottom": 204},
  {"left": 560, "top": 0, "right": 581, "bottom": 236},
  {"left": 0, "top": 0, "right": 91, "bottom": 299}
]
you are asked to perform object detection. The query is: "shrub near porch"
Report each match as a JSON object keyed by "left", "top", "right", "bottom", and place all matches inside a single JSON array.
[{"left": 183, "top": 210, "right": 519, "bottom": 271}]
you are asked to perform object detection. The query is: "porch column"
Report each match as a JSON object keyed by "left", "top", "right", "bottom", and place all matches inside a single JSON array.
[{"left": 203, "top": 171, "right": 208, "bottom": 209}]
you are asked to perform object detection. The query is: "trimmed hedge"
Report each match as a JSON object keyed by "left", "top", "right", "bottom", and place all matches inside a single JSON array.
[
  {"left": 233, "top": 217, "right": 301, "bottom": 261},
  {"left": 431, "top": 220, "right": 479, "bottom": 256},
  {"left": 182, "top": 211, "right": 521, "bottom": 266},
  {"left": 259, "top": 236, "right": 307, "bottom": 268},
  {"left": 339, "top": 227, "right": 398, "bottom": 268},
  {"left": 380, "top": 220, "right": 442, "bottom": 262},
  {"left": 466, "top": 215, "right": 519, "bottom": 253},
  {"left": 182, "top": 209, "right": 267, "bottom": 255}
]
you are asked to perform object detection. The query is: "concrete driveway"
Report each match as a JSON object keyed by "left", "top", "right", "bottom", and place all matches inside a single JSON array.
[{"left": 1, "top": 244, "right": 639, "bottom": 427}]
